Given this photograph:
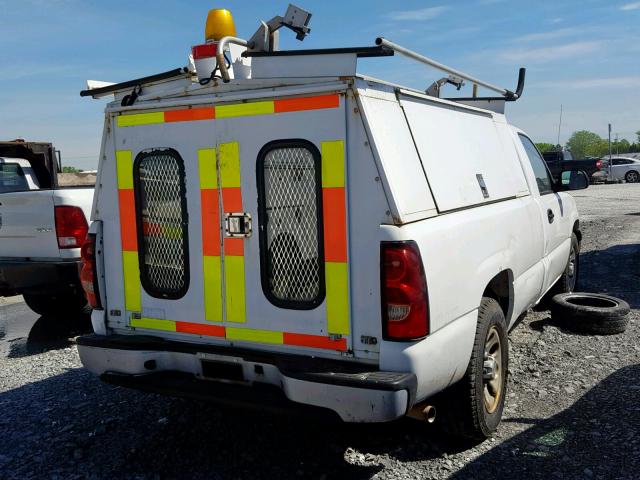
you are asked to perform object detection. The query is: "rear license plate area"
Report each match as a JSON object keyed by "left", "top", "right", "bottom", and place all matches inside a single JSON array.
[{"left": 201, "top": 360, "right": 244, "bottom": 382}]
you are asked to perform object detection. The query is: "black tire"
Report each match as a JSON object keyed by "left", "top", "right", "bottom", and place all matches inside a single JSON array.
[
  {"left": 439, "top": 297, "right": 509, "bottom": 443},
  {"left": 23, "top": 291, "right": 89, "bottom": 317},
  {"left": 551, "top": 293, "right": 630, "bottom": 335},
  {"left": 625, "top": 170, "right": 639, "bottom": 183}
]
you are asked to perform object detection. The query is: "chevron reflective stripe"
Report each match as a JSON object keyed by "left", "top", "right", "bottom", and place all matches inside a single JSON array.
[
  {"left": 198, "top": 148, "right": 223, "bottom": 322},
  {"left": 321, "top": 141, "right": 350, "bottom": 336},
  {"left": 116, "top": 94, "right": 340, "bottom": 127},
  {"left": 129, "top": 319, "right": 347, "bottom": 351},
  {"left": 115, "top": 150, "right": 141, "bottom": 313},
  {"left": 219, "top": 142, "right": 246, "bottom": 323}
]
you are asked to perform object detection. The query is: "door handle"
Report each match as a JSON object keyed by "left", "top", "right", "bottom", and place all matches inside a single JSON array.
[{"left": 547, "top": 209, "right": 554, "bottom": 223}]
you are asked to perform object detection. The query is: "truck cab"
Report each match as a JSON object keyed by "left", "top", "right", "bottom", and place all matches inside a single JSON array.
[{"left": 76, "top": 6, "right": 588, "bottom": 442}]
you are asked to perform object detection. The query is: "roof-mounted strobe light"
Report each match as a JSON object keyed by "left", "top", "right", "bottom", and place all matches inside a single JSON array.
[
  {"left": 192, "top": 9, "right": 239, "bottom": 83},
  {"left": 205, "top": 9, "right": 237, "bottom": 42}
]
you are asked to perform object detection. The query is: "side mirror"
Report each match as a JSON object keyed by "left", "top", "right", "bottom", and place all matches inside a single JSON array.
[{"left": 558, "top": 169, "right": 589, "bottom": 191}]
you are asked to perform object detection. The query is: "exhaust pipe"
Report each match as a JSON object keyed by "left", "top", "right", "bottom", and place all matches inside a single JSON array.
[{"left": 407, "top": 403, "right": 437, "bottom": 423}]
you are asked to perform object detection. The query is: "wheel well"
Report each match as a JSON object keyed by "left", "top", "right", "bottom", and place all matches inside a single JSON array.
[
  {"left": 483, "top": 270, "right": 513, "bottom": 321},
  {"left": 573, "top": 220, "right": 582, "bottom": 243}
]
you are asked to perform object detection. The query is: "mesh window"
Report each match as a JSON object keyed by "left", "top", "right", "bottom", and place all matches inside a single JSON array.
[
  {"left": 135, "top": 149, "right": 189, "bottom": 299},
  {"left": 258, "top": 142, "right": 324, "bottom": 309}
]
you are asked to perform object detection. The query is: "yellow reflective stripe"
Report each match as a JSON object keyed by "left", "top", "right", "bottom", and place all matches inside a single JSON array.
[
  {"left": 203, "top": 255, "right": 223, "bottom": 322},
  {"left": 198, "top": 148, "right": 218, "bottom": 189},
  {"left": 321, "top": 141, "right": 345, "bottom": 188},
  {"left": 131, "top": 317, "right": 177, "bottom": 332},
  {"left": 325, "top": 261, "right": 350, "bottom": 335},
  {"left": 216, "top": 101, "right": 274, "bottom": 119},
  {"left": 117, "top": 112, "right": 165, "bottom": 127},
  {"left": 122, "top": 251, "right": 141, "bottom": 312},
  {"left": 115, "top": 150, "right": 134, "bottom": 190},
  {"left": 226, "top": 327, "right": 283, "bottom": 344},
  {"left": 225, "top": 255, "right": 246, "bottom": 323},
  {"left": 219, "top": 142, "right": 241, "bottom": 188}
]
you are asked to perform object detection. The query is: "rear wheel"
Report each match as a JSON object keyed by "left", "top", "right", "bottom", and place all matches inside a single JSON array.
[
  {"left": 23, "top": 291, "right": 89, "bottom": 317},
  {"left": 439, "top": 297, "right": 508, "bottom": 443},
  {"left": 625, "top": 170, "right": 639, "bottom": 183}
]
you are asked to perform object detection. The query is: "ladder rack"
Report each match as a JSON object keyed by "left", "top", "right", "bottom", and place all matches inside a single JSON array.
[{"left": 375, "top": 37, "right": 525, "bottom": 102}]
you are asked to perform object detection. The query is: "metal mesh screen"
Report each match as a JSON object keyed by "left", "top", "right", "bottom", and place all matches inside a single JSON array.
[
  {"left": 137, "top": 151, "right": 188, "bottom": 297},
  {"left": 263, "top": 146, "right": 322, "bottom": 305}
]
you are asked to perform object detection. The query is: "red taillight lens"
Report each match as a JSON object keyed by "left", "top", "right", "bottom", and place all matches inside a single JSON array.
[
  {"left": 381, "top": 241, "right": 429, "bottom": 340},
  {"left": 80, "top": 233, "right": 102, "bottom": 309},
  {"left": 54, "top": 206, "right": 88, "bottom": 249},
  {"left": 596, "top": 160, "right": 602, "bottom": 170}
]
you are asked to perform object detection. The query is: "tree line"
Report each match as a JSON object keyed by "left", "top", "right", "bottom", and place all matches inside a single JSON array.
[{"left": 536, "top": 130, "right": 640, "bottom": 159}]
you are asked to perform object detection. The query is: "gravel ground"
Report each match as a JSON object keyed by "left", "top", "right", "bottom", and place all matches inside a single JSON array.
[{"left": 1, "top": 184, "right": 638, "bottom": 480}]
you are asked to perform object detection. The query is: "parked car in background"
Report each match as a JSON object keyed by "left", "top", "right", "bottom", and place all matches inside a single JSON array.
[
  {"left": 0, "top": 140, "right": 94, "bottom": 316},
  {"left": 542, "top": 149, "right": 602, "bottom": 182},
  {"left": 601, "top": 156, "right": 640, "bottom": 183}
]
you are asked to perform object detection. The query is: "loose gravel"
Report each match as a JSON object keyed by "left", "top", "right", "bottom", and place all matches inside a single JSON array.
[{"left": 0, "top": 184, "right": 638, "bottom": 480}]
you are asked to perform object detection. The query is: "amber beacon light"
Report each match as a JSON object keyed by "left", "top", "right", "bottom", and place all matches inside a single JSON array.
[{"left": 205, "top": 9, "right": 237, "bottom": 42}]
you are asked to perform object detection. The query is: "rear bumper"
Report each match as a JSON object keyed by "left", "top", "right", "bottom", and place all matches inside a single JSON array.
[
  {"left": 0, "top": 259, "right": 81, "bottom": 294},
  {"left": 77, "top": 334, "right": 416, "bottom": 423}
]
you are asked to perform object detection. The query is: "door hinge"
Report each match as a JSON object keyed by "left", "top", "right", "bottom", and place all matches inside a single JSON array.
[{"left": 224, "top": 212, "right": 252, "bottom": 238}]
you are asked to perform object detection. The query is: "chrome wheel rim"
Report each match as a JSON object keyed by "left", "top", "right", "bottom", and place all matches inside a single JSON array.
[{"left": 483, "top": 326, "right": 503, "bottom": 414}]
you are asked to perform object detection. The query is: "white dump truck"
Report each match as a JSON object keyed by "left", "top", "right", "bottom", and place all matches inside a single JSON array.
[{"left": 77, "top": 6, "right": 588, "bottom": 441}]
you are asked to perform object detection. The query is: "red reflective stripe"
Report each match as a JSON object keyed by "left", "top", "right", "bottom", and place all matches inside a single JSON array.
[
  {"left": 322, "top": 187, "right": 347, "bottom": 262},
  {"left": 200, "top": 189, "right": 220, "bottom": 256},
  {"left": 222, "top": 187, "right": 243, "bottom": 212},
  {"left": 176, "top": 321, "right": 225, "bottom": 337},
  {"left": 224, "top": 238, "right": 244, "bottom": 256},
  {"left": 274, "top": 94, "right": 340, "bottom": 113},
  {"left": 118, "top": 189, "right": 137, "bottom": 251},
  {"left": 283, "top": 332, "right": 347, "bottom": 351},
  {"left": 165, "top": 107, "right": 215, "bottom": 123}
]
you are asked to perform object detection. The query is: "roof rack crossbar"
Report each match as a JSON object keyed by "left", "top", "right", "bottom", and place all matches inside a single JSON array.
[{"left": 375, "top": 37, "right": 523, "bottom": 100}]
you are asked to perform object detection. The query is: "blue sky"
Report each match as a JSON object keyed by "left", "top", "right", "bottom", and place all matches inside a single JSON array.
[{"left": 1, "top": 0, "right": 639, "bottom": 169}]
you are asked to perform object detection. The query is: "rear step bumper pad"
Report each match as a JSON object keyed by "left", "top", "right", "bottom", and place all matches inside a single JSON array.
[{"left": 77, "top": 334, "right": 416, "bottom": 423}]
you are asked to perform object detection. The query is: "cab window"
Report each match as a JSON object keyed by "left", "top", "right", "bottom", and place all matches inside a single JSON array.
[
  {"left": 518, "top": 134, "right": 555, "bottom": 195},
  {"left": 0, "top": 163, "right": 29, "bottom": 193}
]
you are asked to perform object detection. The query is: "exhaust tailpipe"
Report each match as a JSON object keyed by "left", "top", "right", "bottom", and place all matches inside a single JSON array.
[{"left": 407, "top": 403, "right": 437, "bottom": 423}]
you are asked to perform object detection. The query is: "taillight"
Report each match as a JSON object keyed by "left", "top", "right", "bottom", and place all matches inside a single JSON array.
[
  {"left": 54, "top": 206, "right": 88, "bottom": 249},
  {"left": 80, "top": 234, "right": 102, "bottom": 309},
  {"left": 381, "top": 241, "right": 429, "bottom": 340},
  {"left": 596, "top": 160, "right": 602, "bottom": 170}
]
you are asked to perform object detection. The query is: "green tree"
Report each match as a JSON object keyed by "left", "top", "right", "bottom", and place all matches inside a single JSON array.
[
  {"left": 566, "top": 130, "right": 602, "bottom": 159},
  {"left": 61, "top": 166, "right": 83, "bottom": 173},
  {"left": 535, "top": 142, "right": 557, "bottom": 153}
]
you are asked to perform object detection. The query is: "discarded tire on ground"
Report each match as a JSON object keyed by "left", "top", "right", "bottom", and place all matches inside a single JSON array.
[{"left": 551, "top": 293, "right": 630, "bottom": 335}]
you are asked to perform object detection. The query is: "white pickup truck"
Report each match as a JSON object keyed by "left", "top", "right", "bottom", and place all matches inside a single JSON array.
[
  {"left": 76, "top": 7, "right": 591, "bottom": 442},
  {"left": 0, "top": 141, "right": 94, "bottom": 316}
]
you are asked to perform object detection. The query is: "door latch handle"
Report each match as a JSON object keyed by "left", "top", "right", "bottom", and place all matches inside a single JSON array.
[
  {"left": 224, "top": 212, "right": 252, "bottom": 237},
  {"left": 547, "top": 209, "right": 554, "bottom": 223}
]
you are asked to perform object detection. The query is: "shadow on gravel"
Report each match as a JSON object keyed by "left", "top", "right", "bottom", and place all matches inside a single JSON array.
[
  {"left": 0, "top": 367, "right": 453, "bottom": 479},
  {"left": 6, "top": 314, "right": 91, "bottom": 359},
  {"left": 579, "top": 243, "right": 640, "bottom": 308},
  {"left": 451, "top": 364, "right": 640, "bottom": 480}
]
